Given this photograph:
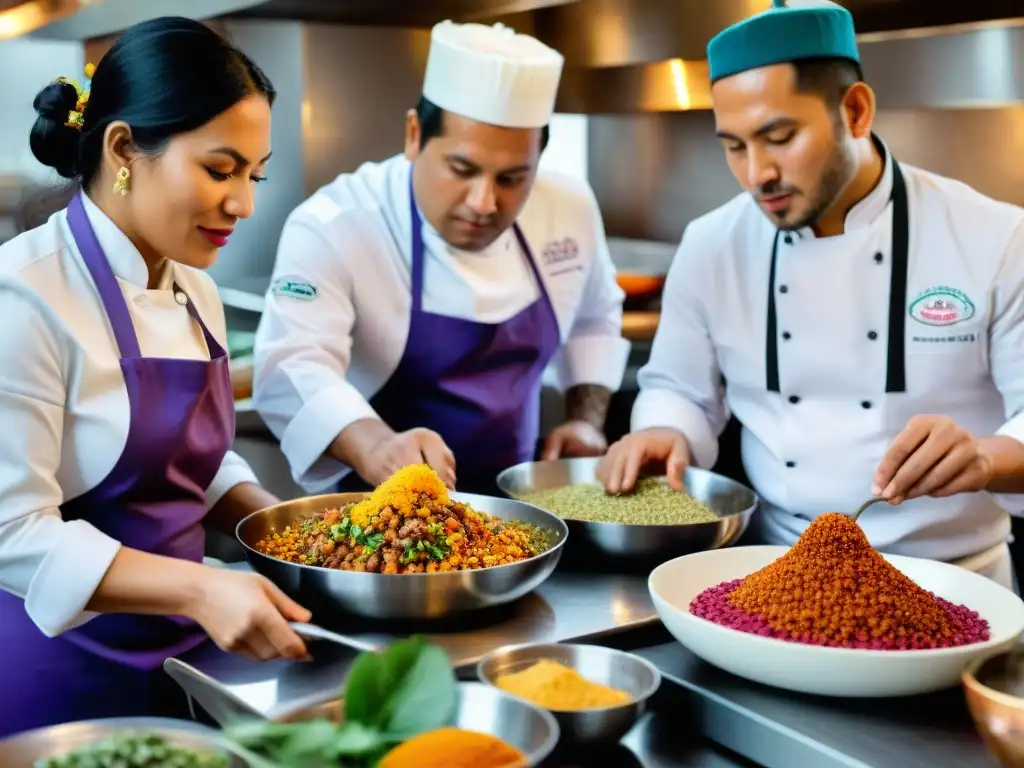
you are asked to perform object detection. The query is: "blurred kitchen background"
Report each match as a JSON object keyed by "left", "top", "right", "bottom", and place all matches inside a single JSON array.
[{"left": 1, "top": 0, "right": 1022, "bottom": 507}]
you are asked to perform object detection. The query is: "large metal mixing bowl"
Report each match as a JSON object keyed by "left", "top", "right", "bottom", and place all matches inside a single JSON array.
[
  {"left": 236, "top": 491, "right": 568, "bottom": 620},
  {"left": 496, "top": 457, "right": 758, "bottom": 559},
  {"left": 0, "top": 717, "right": 246, "bottom": 767}
]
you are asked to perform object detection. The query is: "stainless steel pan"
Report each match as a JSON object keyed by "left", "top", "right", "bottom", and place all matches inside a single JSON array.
[{"left": 235, "top": 491, "right": 568, "bottom": 620}]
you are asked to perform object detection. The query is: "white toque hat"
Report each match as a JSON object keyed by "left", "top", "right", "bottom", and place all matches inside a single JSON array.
[{"left": 421, "top": 20, "right": 565, "bottom": 129}]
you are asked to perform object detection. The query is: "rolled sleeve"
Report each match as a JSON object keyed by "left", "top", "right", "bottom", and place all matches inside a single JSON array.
[
  {"left": 992, "top": 221, "right": 1024, "bottom": 453},
  {"left": 253, "top": 210, "right": 381, "bottom": 492},
  {"left": 0, "top": 283, "right": 122, "bottom": 636},
  {"left": 25, "top": 519, "right": 121, "bottom": 637},
  {"left": 549, "top": 185, "right": 628, "bottom": 392},
  {"left": 205, "top": 450, "right": 260, "bottom": 509},
  {"left": 553, "top": 334, "right": 630, "bottom": 392},
  {"left": 279, "top": 381, "right": 380, "bottom": 492},
  {"left": 631, "top": 225, "right": 727, "bottom": 469}
]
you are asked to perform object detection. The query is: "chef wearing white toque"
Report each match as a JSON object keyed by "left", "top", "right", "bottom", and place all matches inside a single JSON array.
[{"left": 254, "top": 20, "right": 628, "bottom": 497}]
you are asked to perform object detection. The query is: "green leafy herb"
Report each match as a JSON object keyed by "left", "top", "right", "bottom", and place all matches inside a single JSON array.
[
  {"left": 330, "top": 518, "right": 351, "bottom": 542},
  {"left": 350, "top": 524, "right": 363, "bottom": 541},
  {"left": 223, "top": 637, "right": 457, "bottom": 768},
  {"left": 363, "top": 533, "right": 385, "bottom": 552}
]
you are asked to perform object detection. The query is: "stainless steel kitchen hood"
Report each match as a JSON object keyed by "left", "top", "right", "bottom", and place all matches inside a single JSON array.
[
  {"left": 229, "top": 0, "right": 577, "bottom": 27},
  {"left": 229, "top": 0, "right": 1024, "bottom": 112},
  {"left": 552, "top": 18, "right": 1024, "bottom": 113},
  {"left": 9, "top": 0, "right": 1024, "bottom": 111},
  {"left": 1, "top": 0, "right": 269, "bottom": 41},
  {"left": 527, "top": 0, "right": 1024, "bottom": 113}
]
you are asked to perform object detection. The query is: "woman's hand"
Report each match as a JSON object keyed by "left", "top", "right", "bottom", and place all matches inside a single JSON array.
[{"left": 186, "top": 568, "right": 312, "bottom": 661}]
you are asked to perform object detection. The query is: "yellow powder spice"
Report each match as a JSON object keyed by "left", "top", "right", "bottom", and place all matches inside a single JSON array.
[
  {"left": 350, "top": 463, "right": 450, "bottom": 527},
  {"left": 495, "top": 659, "right": 631, "bottom": 711}
]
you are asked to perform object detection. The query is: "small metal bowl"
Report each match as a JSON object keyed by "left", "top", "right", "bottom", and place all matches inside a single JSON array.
[
  {"left": 278, "top": 681, "right": 560, "bottom": 766},
  {"left": 963, "top": 647, "right": 1024, "bottom": 767},
  {"left": 496, "top": 457, "right": 758, "bottom": 560},
  {"left": 0, "top": 717, "right": 245, "bottom": 766},
  {"left": 476, "top": 642, "right": 662, "bottom": 744},
  {"left": 236, "top": 491, "right": 568, "bottom": 620}
]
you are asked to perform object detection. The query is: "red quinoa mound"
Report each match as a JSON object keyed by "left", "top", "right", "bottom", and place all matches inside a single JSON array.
[{"left": 689, "top": 513, "right": 990, "bottom": 650}]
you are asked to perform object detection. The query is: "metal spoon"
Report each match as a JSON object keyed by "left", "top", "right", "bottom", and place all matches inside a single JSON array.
[{"left": 851, "top": 497, "right": 887, "bottom": 522}]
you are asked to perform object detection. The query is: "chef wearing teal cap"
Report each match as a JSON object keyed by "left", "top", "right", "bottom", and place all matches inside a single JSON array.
[{"left": 599, "top": 0, "right": 1024, "bottom": 588}]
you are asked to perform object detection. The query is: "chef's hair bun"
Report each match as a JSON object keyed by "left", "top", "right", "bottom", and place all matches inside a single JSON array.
[{"left": 30, "top": 80, "right": 83, "bottom": 180}]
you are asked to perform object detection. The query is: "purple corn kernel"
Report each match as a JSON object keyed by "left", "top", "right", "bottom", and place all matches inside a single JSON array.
[{"left": 688, "top": 580, "right": 991, "bottom": 651}]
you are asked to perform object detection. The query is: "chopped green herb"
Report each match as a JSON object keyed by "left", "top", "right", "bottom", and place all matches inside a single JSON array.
[{"left": 423, "top": 542, "right": 447, "bottom": 561}]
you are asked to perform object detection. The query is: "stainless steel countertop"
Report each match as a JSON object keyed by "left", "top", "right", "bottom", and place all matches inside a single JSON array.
[
  {"left": 556, "top": 712, "right": 754, "bottom": 768},
  {"left": 170, "top": 565, "right": 657, "bottom": 721},
  {"left": 634, "top": 643, "right": 997, "bottom": 768},
  {"left": 166, "top": 654, "right": 751, "bottom": 768}
]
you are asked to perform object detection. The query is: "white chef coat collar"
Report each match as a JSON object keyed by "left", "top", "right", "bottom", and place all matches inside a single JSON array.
[
  {"left": 77, "top": 193, "right": 172, "bottom": 289},
  {"left": 790, "top": 139, "right": 894, "bottom": 241}
]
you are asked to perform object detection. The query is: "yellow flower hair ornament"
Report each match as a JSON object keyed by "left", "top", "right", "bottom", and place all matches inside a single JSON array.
[{"left": 56, "top": 62, "right": 95, "bottom": 131}]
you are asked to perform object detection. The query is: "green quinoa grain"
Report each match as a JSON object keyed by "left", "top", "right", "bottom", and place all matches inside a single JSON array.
[{"left": 517, "top": 478, "right": 718, "bottom": 525}]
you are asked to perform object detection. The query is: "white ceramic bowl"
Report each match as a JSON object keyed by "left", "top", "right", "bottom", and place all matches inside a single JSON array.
[{"left": 649, "top": 545, "right": 1024, "bottom": 698}]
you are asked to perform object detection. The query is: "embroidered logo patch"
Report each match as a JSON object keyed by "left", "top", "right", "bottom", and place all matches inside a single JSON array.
[
  {"left": 541, "top": 237, "right": 580, "bottom": 265},
  {"left": 908, "top": 286, "right": 974, "bottom": 327},
  {"left": 271, "top": 278, "right": 317, "bottom": 301}
]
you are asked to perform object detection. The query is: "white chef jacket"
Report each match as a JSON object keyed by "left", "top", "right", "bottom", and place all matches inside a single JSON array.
[
  {"left": 0, "top": 194, "right": 258, "bottom": 638},
  {"left": 634, "top": 148, "right": 1024, "bottom": 563},
  {"left": 254, "top": 154, "right": 629, "bottom": 492}
]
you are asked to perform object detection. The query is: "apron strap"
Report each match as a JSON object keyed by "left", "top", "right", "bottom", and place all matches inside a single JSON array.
[
  {"left": 765, "top": 141, "right": 910, "bottom": 394},
  {"left": 407, "top": 174, "right": 555, "bottom": 315},
  {"left": 66, "top": 194, "right": 142, "bottom": 359},
  {"left": 408, "top": 177, "right": 426, "bottom": 314},
  {"left": 173, "top": 282, "right": 227, "bottom": 359}
]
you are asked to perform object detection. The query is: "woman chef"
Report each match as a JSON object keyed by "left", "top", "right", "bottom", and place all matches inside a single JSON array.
[
  {"left": 598, "top": 0, "right": 1024, "bottom": 588},
  {"left": 0, "top": 18, "right": 311, "bottom": 736},
  {"left": 253, "top": 21, "right": 629, "bottom": 496}
]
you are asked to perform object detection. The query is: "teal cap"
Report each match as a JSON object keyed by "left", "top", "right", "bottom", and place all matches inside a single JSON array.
[{"left": 707, "top": 0, "right": 860, "bottom": 84}]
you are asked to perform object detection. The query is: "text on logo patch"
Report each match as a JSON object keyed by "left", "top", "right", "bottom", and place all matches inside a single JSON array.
[
  {"left": 272, "top": 278, "right": 318, "bottom": 301},
  {"left": 541, "top": 237, "right": 580, "bottom": 265},
  {"left": 908, "top": 286, "right": 974, "bottom": 327}
]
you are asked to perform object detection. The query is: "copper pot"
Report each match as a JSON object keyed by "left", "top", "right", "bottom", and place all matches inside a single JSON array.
[{"left": 963, "top": 647, "right": 1024, "bottom": 767}]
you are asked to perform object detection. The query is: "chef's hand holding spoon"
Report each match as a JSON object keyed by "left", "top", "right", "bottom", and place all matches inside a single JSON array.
[
  {"left": 597, "top": 427, "right": 691, "bottom": 494},
  {"left": 872, "top": 414, "right": 995, "bottom": 504}
]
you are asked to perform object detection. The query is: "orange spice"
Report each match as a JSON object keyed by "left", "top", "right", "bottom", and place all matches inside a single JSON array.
[{"left": 726, "top": 513, "right": 959, "bottom": 647}]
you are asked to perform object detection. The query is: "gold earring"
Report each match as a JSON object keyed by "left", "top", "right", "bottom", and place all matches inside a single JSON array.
[{"left": 113, "top": 166, "right": 130, "bottom": 197}]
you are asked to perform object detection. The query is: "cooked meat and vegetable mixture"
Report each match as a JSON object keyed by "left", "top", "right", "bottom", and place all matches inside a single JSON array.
[{"left": 254, "top": 464, "right": 554, "bottom": 574}]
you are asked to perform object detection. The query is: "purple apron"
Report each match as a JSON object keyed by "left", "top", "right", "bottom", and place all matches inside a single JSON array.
[
  {"left": 0, "top": 194, "right": 232, "bottom": 737},
  {"left": 341, "top": 180, "right": 560, "bottom": 495}
]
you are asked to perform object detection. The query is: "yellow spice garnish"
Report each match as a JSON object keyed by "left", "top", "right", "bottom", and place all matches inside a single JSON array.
[
  {"left": 350, "top": 463, "right": 449, "bottom": 528},
  {"left": 495, "top": 659, "right": 631, "bottom": 711}
]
